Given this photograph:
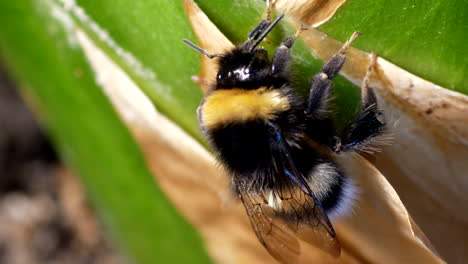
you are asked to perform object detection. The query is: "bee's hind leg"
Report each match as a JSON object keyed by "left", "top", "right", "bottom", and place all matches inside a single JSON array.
[{"left": 335, "top": 53, "right": 386, "bottom": 153}]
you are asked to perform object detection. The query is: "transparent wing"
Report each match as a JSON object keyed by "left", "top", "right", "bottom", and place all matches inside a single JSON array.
[
  {"left": 271, "top": 122, "right": 340, "bottom": 256},
  {"left": 236, "top": 182, "right": 301, "bottom": 264},
  {"left": 273, "top": 173, "right": 341, "bottom": 257},
  {"left": 237, "top": 177, "right": 340, "bottom": 264}
]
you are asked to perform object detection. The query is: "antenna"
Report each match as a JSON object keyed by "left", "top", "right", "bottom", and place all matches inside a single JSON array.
[{"left": 182, "top": 39, "right": 225, "bottom": 59}]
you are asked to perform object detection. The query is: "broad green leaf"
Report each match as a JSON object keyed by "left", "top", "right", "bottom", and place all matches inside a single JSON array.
[
  {"left": 318, "top": 0, "right": 467, "bottom": 93},
  {"left": 0, "top": 1, "right": 212, "bottom": 264},
  {"left": 70, "top": 0, "right": 205, "bottom": 141}
]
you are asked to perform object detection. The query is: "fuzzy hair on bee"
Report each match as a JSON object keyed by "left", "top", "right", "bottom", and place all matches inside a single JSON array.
[{"left": 184, "top": 5, "right": 385, "bottom": 264}]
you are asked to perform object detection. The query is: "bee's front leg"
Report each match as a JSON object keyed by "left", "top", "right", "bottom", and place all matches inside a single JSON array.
[{"left": 270, "top": 25, "right": 308, "bottom": 77}]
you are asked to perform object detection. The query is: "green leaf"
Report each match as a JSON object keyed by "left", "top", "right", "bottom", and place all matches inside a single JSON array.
[
  {"left": 71, "top": 0, "right": 206, "bottom": 141},
  {"left": 318, "top": 0, "right": 467, "bottom": 93},
  {"left": 0, "top": 1, "right": 212, "bottom": 264}
]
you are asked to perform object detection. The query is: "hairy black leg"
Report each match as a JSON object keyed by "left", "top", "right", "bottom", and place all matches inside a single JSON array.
[
  {"left": 270, "top": 38, "right": 293, "bottom": 77},
  {"left": 336, "top": 53, "right": 386, "bottom": 153},
  {"left": 305, "top": 32, "right": 361, "bottom": 147},
  {"left": 307, "top": 31, "right": 360, "bottom": 116},
  {"left": 270, "top": 25, "right": 308, "bottom": 77}
]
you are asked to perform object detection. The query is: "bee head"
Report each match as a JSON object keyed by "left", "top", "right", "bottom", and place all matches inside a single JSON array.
[
  {"left": 182, "top": 14, "right": 285, "bottom": 89},
  {"left": 215, "top": 47, "right": 270, "bottom": 88}
]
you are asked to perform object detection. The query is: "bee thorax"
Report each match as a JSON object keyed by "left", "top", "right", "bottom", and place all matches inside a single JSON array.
[{"left": 200, "top": 87, "right": 290, "bottom": 129}]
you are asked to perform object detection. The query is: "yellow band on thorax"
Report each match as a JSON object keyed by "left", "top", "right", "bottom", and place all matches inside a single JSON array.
[{"left": 201, "top": 87, "right": 290, "bottom": 129}]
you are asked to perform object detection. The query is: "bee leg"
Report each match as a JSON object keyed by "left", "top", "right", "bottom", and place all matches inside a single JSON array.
[
  {"left": 307, "top": 31, "right": 360, "bottom": 115},
  {"left": 271, "top": 25, "right": 308, "bottom": 77},
  {"left": 336, "top": 53, "right": 386, "bottom": 153},
  {"left": 270, "top": 38, "right": 293, "bottom": 77},
  {"left": 305, "top": 31, "right": 360, "bottom": 147}
]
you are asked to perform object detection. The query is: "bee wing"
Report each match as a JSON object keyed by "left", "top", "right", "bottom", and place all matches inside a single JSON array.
[
  {"left": 275, "top": 176, "right": 341, "bottom": 257},
  {"left": 237, "top": 177, "right": 340, "bottom": 264},
  {"left": 236, "top": 183, "right": 301, "bottom": 264},
  {"left": 271, "top": 123, "right": 341, "bottom": 257}
]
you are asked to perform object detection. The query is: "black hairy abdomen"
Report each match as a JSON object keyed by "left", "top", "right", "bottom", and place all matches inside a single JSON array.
[
  {"left": 210, "top": 119, "right": 346, "bottom": 215},
  {"left": 210, "top": 120, "right": 274, "bottom": 174}
]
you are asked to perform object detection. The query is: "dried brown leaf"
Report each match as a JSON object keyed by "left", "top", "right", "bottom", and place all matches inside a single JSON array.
[
  {"left": 183, "top": 0, "right": 234, "bottom": 92},
  {"left": 274, "top": 0, "right": 347, "bottom": 27}
]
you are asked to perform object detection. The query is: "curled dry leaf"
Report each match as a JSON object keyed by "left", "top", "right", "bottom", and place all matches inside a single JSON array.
[
  {"left": 185, "top": 2, "right": 233, "bottom": 93},
  {"left": 276, "top": 4, "right": 468, "bottom": 262},
  {"left": 274, "top": 0, "right": 347, "bottom": 27}
]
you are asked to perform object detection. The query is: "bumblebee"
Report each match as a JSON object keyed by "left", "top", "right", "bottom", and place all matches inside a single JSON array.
[{"left": 184, "top": 6, "right": 384, "bottom": 264}]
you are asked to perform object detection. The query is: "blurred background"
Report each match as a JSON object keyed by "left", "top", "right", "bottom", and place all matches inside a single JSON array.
[{"left": 0, "top": 64, "right": 125, "bottom": 264}]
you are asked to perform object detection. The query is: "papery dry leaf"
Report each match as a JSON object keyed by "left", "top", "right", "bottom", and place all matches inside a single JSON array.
[
  {"left": 274, "top": 0, "right": 347, "bottom": 27},
  {"left": 184, "top": 1, "right": 233, "bottom": 93},
  {"left": 334, "top": 154, "right": 442, "bottom": 264}
]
